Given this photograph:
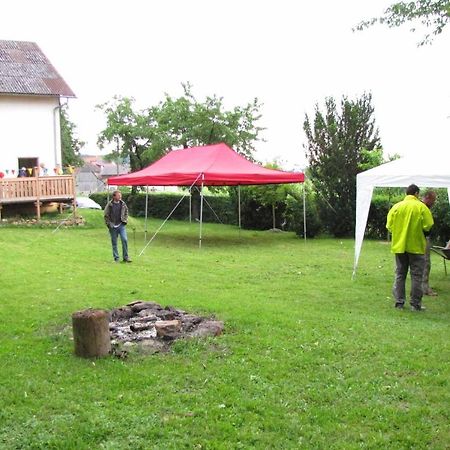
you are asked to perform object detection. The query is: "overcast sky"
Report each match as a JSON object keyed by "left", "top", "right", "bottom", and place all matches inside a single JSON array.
[{"left": 2, "top": 0, "right": 449, "bottom": 169}]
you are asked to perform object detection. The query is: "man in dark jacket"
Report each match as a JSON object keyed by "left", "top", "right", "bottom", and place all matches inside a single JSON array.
[
  {"left": 421, "top": 190, "right": 437, "bottom": 296},
  {"left": 104, "top": 190, "right": 131, "bottom": 262}
]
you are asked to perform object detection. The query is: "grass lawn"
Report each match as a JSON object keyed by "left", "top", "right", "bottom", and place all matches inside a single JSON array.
[{"left": 0, "top": 210, "right": 449, "bottom": 449}]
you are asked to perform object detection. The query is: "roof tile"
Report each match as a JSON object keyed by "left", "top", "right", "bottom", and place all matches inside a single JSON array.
[{"left": 0, "top": 40, "right": 75, "bottom": 97}]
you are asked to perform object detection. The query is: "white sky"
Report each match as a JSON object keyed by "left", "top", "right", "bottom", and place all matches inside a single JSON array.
[{"left": 2, "top": 0, "right": 449, "bottom": 169}]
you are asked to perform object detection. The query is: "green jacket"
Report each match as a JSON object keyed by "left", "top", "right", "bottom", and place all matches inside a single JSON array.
[
  {"left": 386, "top": 195, "right": 434, "bottom": 254},
  {"left": 104, "top": 199, "right": 129, "bottom": 227}
]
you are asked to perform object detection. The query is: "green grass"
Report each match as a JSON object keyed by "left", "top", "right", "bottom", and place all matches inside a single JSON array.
[{"left": 0, "top": 210, "right": 449, "bottom": 449}]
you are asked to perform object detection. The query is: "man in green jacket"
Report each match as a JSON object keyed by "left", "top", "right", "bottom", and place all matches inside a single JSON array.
[{"left": 386, "top": 184, "right": 434, "bottom": 311}]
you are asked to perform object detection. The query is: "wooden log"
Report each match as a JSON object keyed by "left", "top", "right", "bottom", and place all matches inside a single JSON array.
[{"left": 72, "top": 309, "right": 111, "bottom": 358}]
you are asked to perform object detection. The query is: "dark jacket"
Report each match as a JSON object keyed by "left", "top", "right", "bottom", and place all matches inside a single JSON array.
[{"left": 104, "top": 199, "right": 129, "bottom": 227}]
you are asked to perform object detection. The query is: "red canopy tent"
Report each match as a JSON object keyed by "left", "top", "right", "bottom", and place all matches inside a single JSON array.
[
  {"left": 107, "top": 143, "right": 305, "bottom": 251},
  {"left": 108, "top": 143, "right": 304, "bottom": 186}
]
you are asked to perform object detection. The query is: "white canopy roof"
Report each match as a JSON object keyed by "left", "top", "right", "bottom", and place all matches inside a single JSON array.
[{"left": 353, "top": 153, "right": 450, "bottom": 277}]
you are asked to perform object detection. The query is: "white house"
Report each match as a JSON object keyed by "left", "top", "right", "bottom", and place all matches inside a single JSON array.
[{"left": 0, "top": 40, "right": 75, "bottom": 176}]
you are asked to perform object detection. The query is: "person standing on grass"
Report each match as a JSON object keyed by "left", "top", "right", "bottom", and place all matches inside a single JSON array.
[
  {"left": 386, "top": 184, "right": 434, "bottom": 311},
  {"left": 421, "top": 190, "right": 437, "bottom": 296},
  {"left": 104, "top": 190, "right": 132, "bottom": 263}
]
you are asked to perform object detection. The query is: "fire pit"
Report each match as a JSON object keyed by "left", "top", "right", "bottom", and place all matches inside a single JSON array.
[{"left": 109, "top": 300, "right": 224, "bottom": 355}]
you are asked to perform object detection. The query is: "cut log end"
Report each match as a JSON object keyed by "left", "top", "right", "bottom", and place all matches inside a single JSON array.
[{"left": 72, "top": 308, "right": 111, "bottom": 358}]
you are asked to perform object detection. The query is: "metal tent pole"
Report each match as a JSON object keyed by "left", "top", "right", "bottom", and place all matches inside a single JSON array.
[
  {"left": 238, "top": 185, "right": 241, "bottom": 237},
  {"left": 144, "top": 185, "right": 149, "bottom": 242},
  {"left": 189, "top": 188, "right": 192, "bottom": 223},
  {"left": 303, "top": 183, "right": 307, "bottom": 243},
  {"left": 199, "top": 175, "right": 205, "bottom": 249},
  {"left": 138, "top": 173, "right": 202, "bottom": 257}
]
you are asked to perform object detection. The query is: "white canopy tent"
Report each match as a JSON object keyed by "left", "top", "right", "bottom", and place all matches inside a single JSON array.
[{"left": 353, "top": 154, "right": 450, "bottom": 278}]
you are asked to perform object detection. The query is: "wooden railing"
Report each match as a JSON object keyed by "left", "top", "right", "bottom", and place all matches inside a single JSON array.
[{"left": 0, "top": 175, "right": 76, "bottom": 219}]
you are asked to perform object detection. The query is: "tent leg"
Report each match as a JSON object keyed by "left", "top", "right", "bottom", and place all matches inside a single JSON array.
[
  {"left": 199, "top": 179, "right": 204, "bottom": 249},
  {"left": 303, "top": 183, "right": 307, "bottom": 243},
  {"left": 144, "top": 185, "right": 149, "bottom": 242},
  {"left": 189, "top": 188, "right": 192, "bottom": 224},
  {"left": 238, "top": 185, "right": 241, "bottom": 237}
]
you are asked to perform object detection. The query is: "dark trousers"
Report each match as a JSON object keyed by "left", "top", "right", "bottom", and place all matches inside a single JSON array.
[
  {"left": 393, "top": 253, "right": 425, "bottom": 307},
  {"left": 422, "top": 237, "right": 432, "bottom": 293}
]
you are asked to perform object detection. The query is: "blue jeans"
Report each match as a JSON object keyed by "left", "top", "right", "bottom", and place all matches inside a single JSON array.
[{"left": 109, "top": 224, "right": 129, "bottom": 261}]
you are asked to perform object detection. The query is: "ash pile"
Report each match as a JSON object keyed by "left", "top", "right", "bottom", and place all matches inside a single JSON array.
[{"left": 109, "top": 300, "right": 224, "bottom": 355}]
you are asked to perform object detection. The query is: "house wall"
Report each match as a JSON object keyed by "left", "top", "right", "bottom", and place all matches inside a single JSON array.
[{"left": 0, "top": 95, "right": 62, "bottom": 175}]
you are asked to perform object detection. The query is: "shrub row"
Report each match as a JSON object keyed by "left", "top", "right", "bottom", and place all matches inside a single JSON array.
[
  {"left": 367, "top": 189, "right": 450, "bottom": 243},
  {"left": 90, "top": 191, "right": 237, "bottom": 225},
  {"left": 90, "top": 188, "right": 450, "bottom": 243}
]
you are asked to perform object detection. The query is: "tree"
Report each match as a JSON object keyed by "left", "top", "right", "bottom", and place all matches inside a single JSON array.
[
  {"left": 303, "top": 93, "right": 382, "bottom": 237},
  {"left": 356, "top": 0, "right": 450, "bottom": 45},
  {"left": 97, "top": 96, "right": 153, "bottom": 173},
  {"left": 60, "top": 105, "right": 84, "bottom": 167},
  {"left": 97, "top": 83, "right": 264, "bottom": 170},
  {"left": 98, "top": 83, "right": 264, "bottom": 213}
]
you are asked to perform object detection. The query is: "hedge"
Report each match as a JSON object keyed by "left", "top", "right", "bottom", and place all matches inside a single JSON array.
[
  {"left": 366, "top": 189, "right": 450, "bottom": 243},
  {"left": 90, "top": 189, "right": 450, "bottom": 242},
  {"left": 90, "top": 192, "right": 237, "bottom": 225}
]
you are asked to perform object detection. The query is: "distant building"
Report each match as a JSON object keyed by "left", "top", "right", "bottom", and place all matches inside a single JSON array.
[
  {"left": 0, "top": 40, "right": 75, "bottom": 176},
  {"left": 75, "top": 155, "right": 179, "bottom": 194},
  {"left": 75, "top": 155, "right": 129, "bottom": 195}
]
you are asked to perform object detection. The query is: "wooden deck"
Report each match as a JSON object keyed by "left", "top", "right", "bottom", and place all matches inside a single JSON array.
[{"left": 0, "top": 175, "right": 76, "bottom": 219}]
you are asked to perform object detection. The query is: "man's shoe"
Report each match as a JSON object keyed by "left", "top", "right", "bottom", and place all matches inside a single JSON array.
[
  {"left": 411, "top": 305, "right": 426, "bottom": 312},
  {"left": 114, "top": 259, "right": 120, "bottom": 263},
  {"left": 123, "top": 258, "right": 132, "bottom": 263},
  {"left": 395, "top": 303, "right": 404, "bottom": 310}
]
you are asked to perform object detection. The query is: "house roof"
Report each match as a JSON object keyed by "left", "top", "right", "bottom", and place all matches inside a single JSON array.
[{"left": 0, "top": 40, "right": 75, "bottom": 97}]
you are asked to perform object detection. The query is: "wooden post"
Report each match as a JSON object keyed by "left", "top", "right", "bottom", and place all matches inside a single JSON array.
[
  {"left": 72, "top": 309, "right": 111, "bottom": 358},
  {"left": 72, "top": 174, "right": 77, "bottom": 219},
  {"left": 35, "top": 170, "right": 41, "bottom": 220}
]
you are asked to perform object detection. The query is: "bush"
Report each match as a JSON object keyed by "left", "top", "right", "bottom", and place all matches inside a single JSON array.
[
  {"left": 228, "top": 186, "right": 286, "bottom": 230},
  {"left": 429, "top": 189, "right": 450, "bottom": 244},
  {"left": 365, "top": 188, "right": 450, "bottom": 243},
  {"left": 90, "top": 191, "right": 237, "bottom": 225},
  {"left": 284, "top": 190, "right": 322, "bottom": 238},
  {"left": 91, "top": 187, "right": 450, "bottom": 242},
  {"left": 366, "top": 192, "right": 402, "bottom": 239}
]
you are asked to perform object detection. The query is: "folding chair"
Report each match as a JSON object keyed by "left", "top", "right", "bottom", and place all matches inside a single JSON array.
[{"left": 430, "top": 246, "right": 450, "bottom": 275}]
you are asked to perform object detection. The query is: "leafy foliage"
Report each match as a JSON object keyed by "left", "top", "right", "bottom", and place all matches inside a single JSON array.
[
  {"left": 304, "top": 93, "right": 382, "bottom": 237},
  {"left": 60, "top": 105, "right": 84, "bottom": 167},
  {"left": 284, "top": 182, "right": 322, "bottom": 238},
  {"left": 366, "top": 188, "right": 450, "bottom": 242},
  {"left": 237, "top": 163, "right": 292, "bottom": 229},
  {"left": 366, "top": 191, "right": 403, "bottom": 239},
  {"left": 96, "top": 83, "right": 265, "bottom": 174},
  {"left": 96, "top": 97, "right": 153, "bottom": 172},
  {"left": 231, "top": 187, "right": 285, "bottom": 230},
  {"left": 90, "top": 191, "right": 237, "bottom": 225},
  {"left": 429, "top": 188, "right": 450, "bottom": 243},
  {"left": 151, "top": 83, "right": 264, "bottom": 161},
  {"left": 356, "top": 0, "right": 450, "bottom": 45}
]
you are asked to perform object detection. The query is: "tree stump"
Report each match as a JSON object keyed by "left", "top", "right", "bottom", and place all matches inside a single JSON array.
[{"left": 72, "top": 309, "right": 111, "bottom": 358}]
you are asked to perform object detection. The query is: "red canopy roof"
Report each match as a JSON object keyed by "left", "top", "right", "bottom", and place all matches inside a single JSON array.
[{"left": 108, "top": 143, "right": 304, "bottom": 186}]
